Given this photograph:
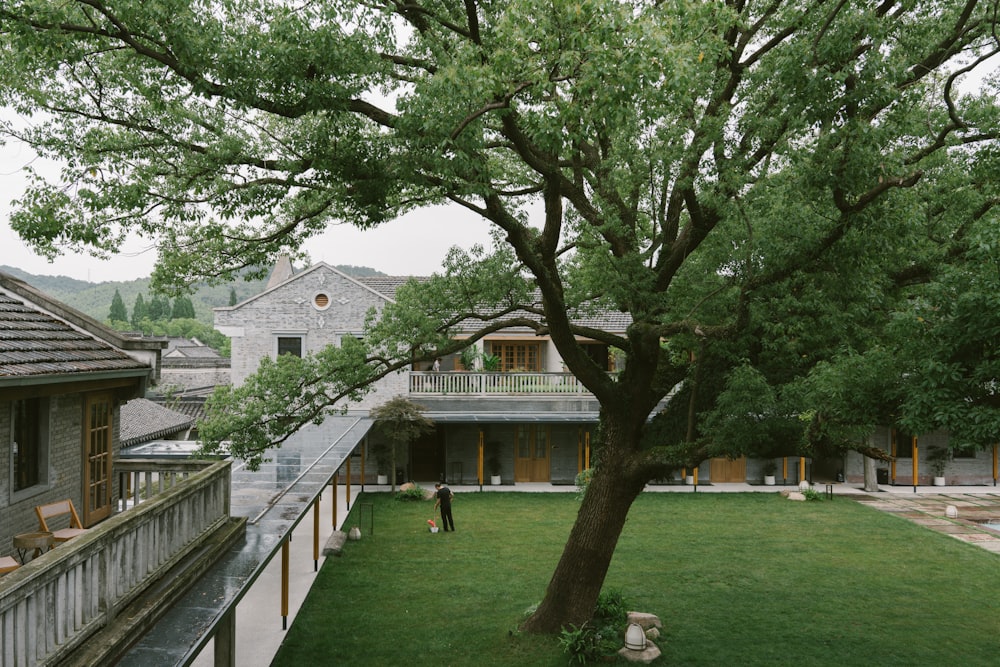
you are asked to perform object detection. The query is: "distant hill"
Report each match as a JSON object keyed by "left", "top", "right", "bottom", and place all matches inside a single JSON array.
[{"left": 0, "top": 263, "right": 386, "bottom": 327}]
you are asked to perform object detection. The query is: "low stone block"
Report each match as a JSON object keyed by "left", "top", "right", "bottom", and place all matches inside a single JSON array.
[
  {"left": 627, "top": 611, "right": 662, "bottom": 629},
  {"left": 323, "top": 530, "right": 347, "bottom": 556},
  {"left": 618, "top": 643, "right": 662, "bottom": 664},
  {"left": 787, "top": 492, "right": 806, "bottom": 501}
]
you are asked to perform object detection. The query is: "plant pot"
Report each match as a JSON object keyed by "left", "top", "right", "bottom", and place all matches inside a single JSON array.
[
  {"left": 685, "top": 475, "right": 694, "bottom": 485},
  {"left": 933, "top": 476, "right": 946, "bottom": 486},
  {"left": 429, "top": 526, "right": 439, "bottom": 533},
  {"left": 377, "top": 474, "right": 388, "bottom": 485},
  {"left": 764, "top": 475, "right": 776, "bottom": 486},
  {"left": 490, "top": 475, "right": 501, "bottom": 485}
]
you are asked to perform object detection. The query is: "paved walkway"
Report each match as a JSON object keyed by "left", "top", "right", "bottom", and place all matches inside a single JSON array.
[{"left": 850, "top": 487, "right": 1000, "bottom": 555}]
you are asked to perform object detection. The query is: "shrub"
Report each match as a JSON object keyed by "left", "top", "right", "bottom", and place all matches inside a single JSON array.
[
  {"left": 594, "top": 589, "right": 628, "bottom": 627},
  {"left": 395, "top": 485, "right": 426, "bottom": 502},
  {"left": 559, "top": 589, "right": 633, "bottom": 664},
  {"left": 801, "top": 487, "right": 824, "bottom": 501}
]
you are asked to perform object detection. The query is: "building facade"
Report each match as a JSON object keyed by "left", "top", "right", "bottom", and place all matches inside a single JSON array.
[{"left": 0, "top": 271, "right": 161, "bottom": 556}]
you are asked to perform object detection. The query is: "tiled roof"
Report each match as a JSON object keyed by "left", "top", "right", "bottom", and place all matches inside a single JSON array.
[
  {"left": 165, "top": 346, "right": 222, "bottom": 359},
  {"left": 0, "top": 292, "right": 151, "bottom": 379},
  {"left": 149, "top": 396, "right": 208, "bottom": 423},
  {"left": 356, "top": 276, "right": 413, "bottom": 300},
  {"left": 120, "top": 398, "right": 194, "bottom": 447},
  {"left": 355, "top": 276, "right": 632, "bottom": 333}
]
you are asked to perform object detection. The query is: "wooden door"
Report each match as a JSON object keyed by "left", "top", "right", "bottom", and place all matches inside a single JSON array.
[
  {"left": 515, "top": 425, "right": 550, "bottom": 482},
  {"left": 83, "top": 393, "right": 114, "bottom": 525},
  {"left": 709, "top": 456, "right": 747, "bottom": 483}
]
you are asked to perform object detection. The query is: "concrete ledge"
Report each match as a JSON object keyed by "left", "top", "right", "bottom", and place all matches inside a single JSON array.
[{"left": 323, "top": 530, "right": 348, "bottom": 557}]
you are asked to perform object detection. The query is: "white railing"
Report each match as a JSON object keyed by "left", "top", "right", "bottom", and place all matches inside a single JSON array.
[
  {"left": 116, "top": 459, "right": 217, "bottom": 510},
  {"left": 0, "top": 459, "right": 231, "bottom": 666},
  {"left": 409, "top": 371, "right": 597, "bottom": 396}
]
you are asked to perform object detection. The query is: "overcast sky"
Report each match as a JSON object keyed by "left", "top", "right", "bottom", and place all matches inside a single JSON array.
[{"left": 0, "top": 133, "right": 496, "bottom": 283}]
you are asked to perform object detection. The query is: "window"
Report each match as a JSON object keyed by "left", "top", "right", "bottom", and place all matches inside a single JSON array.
[
  {"left": 12, "top": 397, "right": 49, "bottom": 493},
  {"left": 277, "top": 336, "right": 303, "bottom": 357},
  {"left": 953, "top": 443, "right": 978, "bottom": 459},
  {"left": 313, "top": 292, "right": 331, "bottom": 310},
  {"left": 491, "top": 342, "right": 541, "bottom": 371}
]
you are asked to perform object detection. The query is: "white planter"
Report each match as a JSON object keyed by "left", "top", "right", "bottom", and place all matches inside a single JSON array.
[
  {"left": 490, "top": 475, "right": 502, "bottom": 485},
  {"left": 377, "top": 474, "right": 388, "bottom": 485},
  {"left": 685, "top": 475, "right": 694, "bottom": 485},
  {"left": 764, "top": 475, "right": 776, "bottom": 486},
  {"left": 933, "top": 476, "right": 946, "bottom": 486},
  {"left": 429, "top": 526, "right": 439, "bottom": 533}
]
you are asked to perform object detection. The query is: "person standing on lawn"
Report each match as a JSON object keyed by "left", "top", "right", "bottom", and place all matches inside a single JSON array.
[{"left": 434, "top": 482, "right": 455, "bottom": 532}]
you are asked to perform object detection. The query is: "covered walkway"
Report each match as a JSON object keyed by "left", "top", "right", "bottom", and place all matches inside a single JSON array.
[{"left": 118, "top": 416, "right": 372, "bottom": 666}]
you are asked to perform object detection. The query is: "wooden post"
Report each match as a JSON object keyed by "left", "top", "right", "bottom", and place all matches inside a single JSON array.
[
  {"left": 782, "top": 457, "right": 788, "bottom": 485},
  {"left": 912, "top": 436, "right": 918, "bottom": 493},
  {"left": 891, "top": 429, "right": 897, "bottom": 483},
  {"left": 345, "top": 456, "right": 352, "bottom": 512},
  {"left": 332, "top": 474, "right": 338, "bottom": 528},
  {"left": 993, "top": 443, "right": 998, "bottom": 487},
  {"left": 361, "top": 436, "right": 366, "bottom": 490},
  {"left": 281, "top": 539, "right": 290, "bottom": 630},
  {"left": 214, "top": 607, "right": 236, "bottom": 667},
  {"left": 692, "top": 466, "right": 698, "bottom": 492},
  {"left": 478, "top": 430, "right": 484, "bottom": 490},
  {"left": 799, "top": 456, "right": 806, "bottom": 484},
  {"left": 313, "top": 497, "right": 320, "bottom": 572}
]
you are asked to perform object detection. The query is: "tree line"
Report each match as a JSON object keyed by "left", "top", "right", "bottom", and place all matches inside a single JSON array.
[{"left": 107, "top": 287, "right": 237, "bottom": 355}]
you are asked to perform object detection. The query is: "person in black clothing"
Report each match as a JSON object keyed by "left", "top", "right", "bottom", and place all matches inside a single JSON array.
[{"left": 434, "top": 482, "right": 455, "bottom": 532}]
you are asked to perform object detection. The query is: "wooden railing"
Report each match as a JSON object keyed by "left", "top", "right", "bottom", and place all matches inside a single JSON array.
[
  {"left": 0, "top": 459, "right": 231, "bottom": 666},
  {"left": 409, "top": 371, "right": 601, "bottom": 396}
]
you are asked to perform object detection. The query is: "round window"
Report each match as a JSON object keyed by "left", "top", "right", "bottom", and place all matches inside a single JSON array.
[{"left": 313, "top": 292, "right": 331, "bottom": 310}]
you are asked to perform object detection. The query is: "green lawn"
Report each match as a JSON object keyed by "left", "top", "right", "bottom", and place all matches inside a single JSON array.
[{"left": 273, "top": 492, "right": 1000, "bottom": 666}]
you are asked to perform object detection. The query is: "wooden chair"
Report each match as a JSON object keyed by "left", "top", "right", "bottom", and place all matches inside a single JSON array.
[
  {"left": 35, "top": 499, "right": 89, "bottom": 543},
  {"left": 0, "top": 556, "right": 19, "bottom": 575}
]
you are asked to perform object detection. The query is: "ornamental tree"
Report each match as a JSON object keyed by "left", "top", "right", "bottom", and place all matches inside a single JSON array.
[{"left": 2, "top": 0, "right": 999, "bottom": 633}]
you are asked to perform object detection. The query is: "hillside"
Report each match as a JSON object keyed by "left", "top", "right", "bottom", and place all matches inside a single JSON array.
[{"left": 0, "top": 263, "right": 385, "bottom": 327}]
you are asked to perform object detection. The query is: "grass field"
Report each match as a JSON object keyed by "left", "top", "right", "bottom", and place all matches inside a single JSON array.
[{"left": 272, "top": 491, "right": 1000, "bottom": 666}]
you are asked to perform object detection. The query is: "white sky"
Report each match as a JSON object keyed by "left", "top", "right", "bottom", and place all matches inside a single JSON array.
[{"left": 0, "top": 134, "right": 496, "bottom": 282}]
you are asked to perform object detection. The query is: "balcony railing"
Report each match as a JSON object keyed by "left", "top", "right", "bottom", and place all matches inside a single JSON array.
[
  {"left": 0, "top": 459, "right": 232, "bottom": 666},
  {"left": 409, "top": 371, "right": 599, "bottom": 396}
]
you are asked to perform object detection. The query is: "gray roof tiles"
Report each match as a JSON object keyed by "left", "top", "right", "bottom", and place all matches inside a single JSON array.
[
  {"left": 0, "top": 291, "right": 150, "bottom": 379},
  {"left": 120, "top": 398, "right": 195, "bottom": 447}
]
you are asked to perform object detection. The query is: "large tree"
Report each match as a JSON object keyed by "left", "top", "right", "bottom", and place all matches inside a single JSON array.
[{"left": 2, "top": 1, "right": 998, "bottom": 633}]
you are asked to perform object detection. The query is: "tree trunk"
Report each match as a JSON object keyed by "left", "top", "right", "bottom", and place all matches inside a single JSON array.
[
  {"left": 521, "top": 458, "right": 645, "bottom": 633},
  {"left": 863, "top": 456, "right": 878, "bottom": 493}
]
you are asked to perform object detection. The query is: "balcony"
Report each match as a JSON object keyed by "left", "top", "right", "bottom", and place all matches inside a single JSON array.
[
  {"left": 409, "top": 371, "right": 598, "bottom": 396},
  {"left": 0, "top": 459, "right": 240, "bottom": 666}
]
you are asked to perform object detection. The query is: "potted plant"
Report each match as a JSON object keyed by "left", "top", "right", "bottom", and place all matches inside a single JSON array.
[
  {"left": 486, "top": 451, "right": 502, "bottom": 486},
  {"left": 762, "top": 459, "right": 777, "bottom": 486},
  {"left": 372, "top": 441, "right": 391, "bottom": 485},
  {"left": 927, "top": 446, "right": 950, "bottom": 486}
]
